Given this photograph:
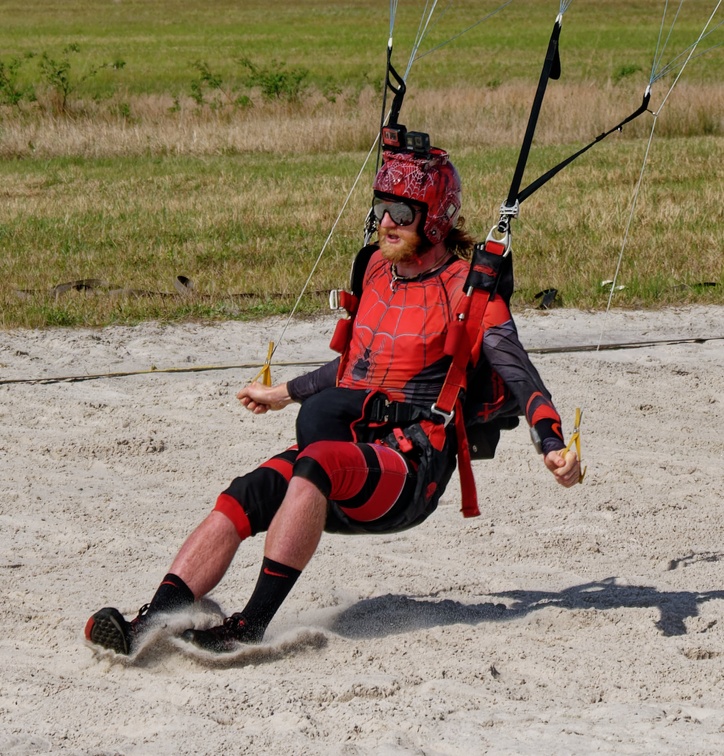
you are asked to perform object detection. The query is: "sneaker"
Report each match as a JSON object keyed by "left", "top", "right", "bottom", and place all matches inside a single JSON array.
[
  {"left": 182, "top": 613, "right": 263, "bottom": 653},
  {"left": 85, "top": 604, "right": 150, "bottom": 655}
]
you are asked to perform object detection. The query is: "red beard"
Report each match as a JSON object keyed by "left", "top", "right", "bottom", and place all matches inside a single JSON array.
[{"left": 378, "top": 227, "right": 428, "bottom": 264}]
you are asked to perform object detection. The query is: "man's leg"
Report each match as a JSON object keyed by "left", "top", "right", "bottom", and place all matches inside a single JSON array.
[
  {"left": 168, "top": 511, "right": 242, "bottom": 598},
  {"left": 84, "top": 512, "right": 243, "bottom": 656},
  {"left": 265, "top": 476, "right": 328, "bottom": 569},
  {"left": 183, "top": 440, "right": 415, "bottom": 653},
  {"left": 85, "top": 450, "right": 296, "bottom": 655},
  {"left": 182, "top": 476, "right": 327, "bottom": 651}
]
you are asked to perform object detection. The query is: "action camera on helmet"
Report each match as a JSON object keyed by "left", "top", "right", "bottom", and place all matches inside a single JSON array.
[{"left": 381, "top": 125, "right": 431, "bottom": 156}]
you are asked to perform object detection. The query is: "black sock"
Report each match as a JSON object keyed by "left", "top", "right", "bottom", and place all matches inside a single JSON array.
[
  {"left": 238, "top": 557, "right": 302, "bottom": 637},
  {"left": 148, "top": 573, "right": 195, "bottom": 614}
]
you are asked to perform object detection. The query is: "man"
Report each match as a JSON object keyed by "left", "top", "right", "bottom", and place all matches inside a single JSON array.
[{"left": 85, "top": 142, "right": 580, "bottom": 656}]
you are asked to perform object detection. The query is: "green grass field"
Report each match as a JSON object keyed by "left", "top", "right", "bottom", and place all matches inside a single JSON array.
[{"left": 1, "top": 1, "right": 722, "bottom": 327}]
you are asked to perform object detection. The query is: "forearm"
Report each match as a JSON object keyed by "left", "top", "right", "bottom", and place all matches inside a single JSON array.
[
  {"left": 287, "top": 358, "right": 340, "bottom": 402},
  {"left": 483, "top": 321, "right": 564, "bottom": 453}
]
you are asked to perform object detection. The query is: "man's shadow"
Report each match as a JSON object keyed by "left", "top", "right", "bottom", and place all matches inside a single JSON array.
[{"left": 330, "top": 556, "right": 724, "bottom": 639}]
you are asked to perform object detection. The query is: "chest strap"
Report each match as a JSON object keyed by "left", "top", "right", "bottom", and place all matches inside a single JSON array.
[
  {"left": 435, "top": 233, "right": 510, "bottom": 518},
  {"left": 366, "top": 394, "right": 440, "bottom": 426}
]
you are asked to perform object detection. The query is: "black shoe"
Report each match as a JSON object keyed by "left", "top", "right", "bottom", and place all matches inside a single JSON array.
[
  {"left": 85, "top": 604, "right": 150, "bottom": 655},
  {"left": 182, "top": 613, "right": 263, "bottom": 653}
]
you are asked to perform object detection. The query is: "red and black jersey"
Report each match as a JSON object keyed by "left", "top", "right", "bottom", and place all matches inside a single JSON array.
[
  {"left": 288, "top": 247, "right": 564, "bottom": 454},
  {"left": 338, "top": 249, "right": 467, "bottom": 405}
]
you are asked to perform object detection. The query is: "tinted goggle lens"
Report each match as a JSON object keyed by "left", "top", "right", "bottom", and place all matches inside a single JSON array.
[{"left": 372, "top": 199, "right": 417, "bottom": 226}]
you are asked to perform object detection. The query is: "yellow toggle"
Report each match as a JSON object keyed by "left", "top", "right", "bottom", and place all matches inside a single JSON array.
[
  {"left": 563, "top": 406, "right": 587, "bottom": 484},
  {"left": 251, "top": 341, "right": 275, "bottom": 386}
]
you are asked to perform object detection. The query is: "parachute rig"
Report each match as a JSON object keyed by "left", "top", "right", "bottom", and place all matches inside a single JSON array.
[
  {"left": 330, "top": 15, "right": 625, "bottom": 495},
  {"left": 264, "top": 2, "right": 720, "bottom": 491}
]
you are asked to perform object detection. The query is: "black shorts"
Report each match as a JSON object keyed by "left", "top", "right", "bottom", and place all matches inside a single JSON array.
[{"left": 214, "top": 437, "right": 452, "bottom": 538}]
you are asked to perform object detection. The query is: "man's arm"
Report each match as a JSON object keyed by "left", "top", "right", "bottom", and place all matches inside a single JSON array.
[
  {"left": 237, "top": 358, "right": 340, "bottom": 414},
  {"left": 287, "top": 358, "right": 340, "bottom": 402},
  {"left": 482, "top": 319, "right": 580, "bottom": 488}
]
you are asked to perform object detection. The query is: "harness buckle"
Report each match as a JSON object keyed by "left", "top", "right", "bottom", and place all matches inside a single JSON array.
[
  {"left": 430, "top": 403, "right": 455, "bottom": 427},
  {"left": 497, "top": 200, "right": 519, "bottom": 235},
  {"left": 367, "top": 394, "right": 392, "bottom": 424},
  {"left": 329, "top": 290, "right": 341, "bottom": 310},
  {"left": 485, "top": 224, "right": 512, "bottom": 257},
  {"left": 380, "top": 397, "right": 392, "bottom": 423}
]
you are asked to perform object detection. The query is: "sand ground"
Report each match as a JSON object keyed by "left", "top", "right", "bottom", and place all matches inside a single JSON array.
[{"left": 1, "top": 305, "right": 723, "bottom": 755}]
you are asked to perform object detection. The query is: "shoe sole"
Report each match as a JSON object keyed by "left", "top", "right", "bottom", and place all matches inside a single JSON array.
[{"left": 85, "top": 607, "right": 131, "bottom": 655}]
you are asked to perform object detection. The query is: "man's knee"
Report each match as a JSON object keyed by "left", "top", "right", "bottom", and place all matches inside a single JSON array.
[
  {"left": 293, "top": 440, "right": 373, "bottom": 501},
  {"left": 216, "top": 450, "right": 297, "bottom": 536},
  {"left": 213, "top": 493, "right": 253, "bottom": 540},
  {"left": 292, "top": 452, "right": 333, "bottom": 499}
]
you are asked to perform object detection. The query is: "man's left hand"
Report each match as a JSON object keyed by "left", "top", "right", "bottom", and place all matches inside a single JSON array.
[
  {"left": 237, "top": 381, "right": 293, "bottom": 414},
  {"left": 543, "top": 449, "right": 581, "bottom": 488}
]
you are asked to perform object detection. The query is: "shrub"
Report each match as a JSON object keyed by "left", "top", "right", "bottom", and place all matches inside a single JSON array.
[
  {"left": 238, "top": 57, "right": 309, "bottom": 101},
  {"left": 0, "top": 54, "right": 36, "bottom": 105}
]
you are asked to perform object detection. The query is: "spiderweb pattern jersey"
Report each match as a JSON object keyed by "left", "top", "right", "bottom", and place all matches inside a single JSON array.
[{"left": 338, "top": 250, "right": 468, "bottom": 405}]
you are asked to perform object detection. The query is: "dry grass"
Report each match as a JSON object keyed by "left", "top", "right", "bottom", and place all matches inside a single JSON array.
[
  {"left": 0, "top": 79, "right": 722, "bottom": 327},
  {"left": 1, "top": 82, "right": 721, "bottom": 159}
]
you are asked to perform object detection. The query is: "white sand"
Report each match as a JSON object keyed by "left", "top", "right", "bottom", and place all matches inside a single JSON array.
[{"left": 1, "top": 306, "right": 723, "bottom": 755}]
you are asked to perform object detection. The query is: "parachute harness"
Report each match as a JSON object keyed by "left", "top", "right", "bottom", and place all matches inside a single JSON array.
[{"left": 258, "top": 0, "right": 720, "bottom": 492}]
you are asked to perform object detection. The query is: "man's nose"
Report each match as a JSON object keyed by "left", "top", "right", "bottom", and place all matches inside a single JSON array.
[{"left": 379, "top": 210, "right": 398, "bottom": 227}]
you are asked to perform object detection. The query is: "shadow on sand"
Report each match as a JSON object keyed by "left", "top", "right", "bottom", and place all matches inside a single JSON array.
[{"left": 330, "top": 575, "right": 724, "bottom": 639}]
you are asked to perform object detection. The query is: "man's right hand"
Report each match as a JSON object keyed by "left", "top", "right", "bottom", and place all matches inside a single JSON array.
[{"left": 237, "top": 381, "right": 293, "bottom": 414}]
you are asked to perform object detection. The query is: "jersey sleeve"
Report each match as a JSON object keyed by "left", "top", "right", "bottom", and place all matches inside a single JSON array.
[
  {"left": 287, "top": 358, "right": 340, "bottom": 403},
  {"left": 482, "top": 319, "right": 565, "bottom": 454}
]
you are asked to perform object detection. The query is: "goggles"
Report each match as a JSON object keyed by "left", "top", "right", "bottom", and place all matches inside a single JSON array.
[{"left": 372, "top": 197, "right": 419, "bottom": 227}]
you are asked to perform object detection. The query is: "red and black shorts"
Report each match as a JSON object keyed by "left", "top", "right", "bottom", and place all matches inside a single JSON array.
[{"left": 214, "top": 439, "right": 440, "bottom": 538}]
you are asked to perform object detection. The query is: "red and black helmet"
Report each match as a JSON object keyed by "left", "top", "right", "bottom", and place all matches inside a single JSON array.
[{"left": 373, "top": 147, "right": 462, "bottom": 244}]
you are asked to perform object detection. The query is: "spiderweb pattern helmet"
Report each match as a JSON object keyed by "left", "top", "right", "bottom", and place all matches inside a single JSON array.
[{"left": 373, "top": 147, "right": 462, "bottom": 243}]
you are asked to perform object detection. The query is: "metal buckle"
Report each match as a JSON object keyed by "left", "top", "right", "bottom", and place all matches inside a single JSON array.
[
  {"left": 496, "top": 200, "right": 519, "bottom": 237},
  {"left": 486, "top": 224, "right": 512, "bottom": 257},
  {"left": 430, "top": 403, "right": 454, "bottom": 427},
  {"left": 380, "top": 397, "right": 392, "bottom": 423},
  {"left": 369, "top": 395, "right": 391, "bottom": 424},
  {"left": 329, "top": 290, "right": 342, "bottom": 311}
]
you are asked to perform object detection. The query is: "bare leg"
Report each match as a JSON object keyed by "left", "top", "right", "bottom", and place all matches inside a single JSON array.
[
  {"left": 85, "top": 514, "right": 238, "bottom": 655},
  {"left": 168, "top": 511, "right": 242, "bottom": 598},
  {"left": 180, "top": 476, "right": 328, "bottom": 651},
  {"left": 264, "top": 476, "right": 327, "bottom": 570}
]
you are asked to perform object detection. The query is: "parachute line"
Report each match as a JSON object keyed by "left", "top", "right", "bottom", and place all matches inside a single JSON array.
[
  {"left": 652, "top": 20, "right": 723, "bottom": 83},
  {"left": 414, "top": 0, "right": 514, "bottom": 63},
  {"left": 598, "top": 117, "right": 659, "bottom": 350},
  {"left": 654, "top": 0, "right": 722, "bottom": 114},
  {"left": 405, "top": 0, "right": 442, "bottom": 78},
  {"left": 270, "top": 136, "right": 381, "bottom": 362},
  {"left": 651, "top": 0, "right": 686, "bottom": 81},
  {"left": 601, "top": 0, "right": 720, "bottom": 345}
]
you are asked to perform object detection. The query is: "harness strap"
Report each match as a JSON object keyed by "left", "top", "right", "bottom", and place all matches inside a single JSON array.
[
  {"left": 435, "top": 236, "right": 510, "bottom": 518},
  {"left": 516, "top": 90, "right": 651, "bottom": 206},
  {"left": 366, "top": 393, "right": 437, "bottom": 426},
  {"left": 505, "top": 15, "right": 563, "bottom": 210},
  {"left": 454, "top": 399, "right": 479, "bottom": 518},
  {"left": 502, "top": 14, "right": 651, "bottom": 221},
  {"left": 436, "top": 238, "right": 508, "bottom": 416}
]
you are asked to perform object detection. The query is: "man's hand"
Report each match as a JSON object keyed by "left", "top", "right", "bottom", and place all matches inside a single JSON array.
[
  {"left": 237, "top": 382, "right": 293, "bottom": 414},
  {"left": 543, "top": 448, "right": 581, "bottom": 488}
]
